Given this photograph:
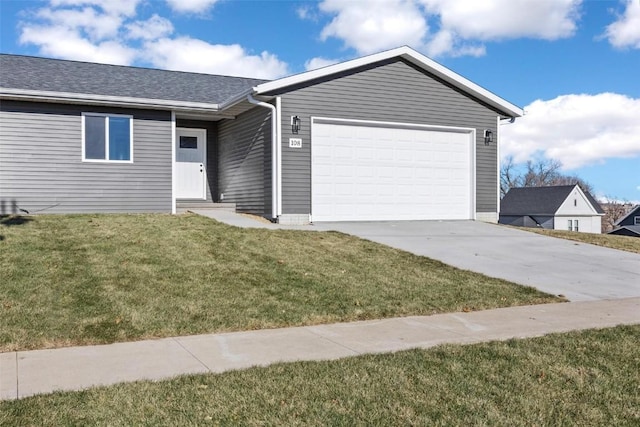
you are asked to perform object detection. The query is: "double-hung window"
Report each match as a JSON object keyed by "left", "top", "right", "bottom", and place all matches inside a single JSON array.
[
  {"left": 83, "top": 113, "right": 133, "bottom": 162},
  {"left": 567, "top": 220, "right": 573, "bottom": 231}
]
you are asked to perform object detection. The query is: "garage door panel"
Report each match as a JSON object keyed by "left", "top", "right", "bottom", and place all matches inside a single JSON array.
[{"left": 312, "top": 121, "right": 473, "bottom": 221}]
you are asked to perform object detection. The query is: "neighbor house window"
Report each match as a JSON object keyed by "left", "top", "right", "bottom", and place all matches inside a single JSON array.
[
  {"left": 574, "top": 220, "right": 579, "bottom": 232},
  {"left": 83, "top": 113, "right": 133, "bottom": 162},
  {"left": 568, "top": 220, "right": 573, "bottom": 231},
  {"left": 635, "top": 216, "right": 640, "bottom": 225}
]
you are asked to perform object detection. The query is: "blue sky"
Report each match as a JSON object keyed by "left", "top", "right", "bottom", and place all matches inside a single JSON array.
[{"left": 1, "top": 0, "right": 639, "bottom": 202}]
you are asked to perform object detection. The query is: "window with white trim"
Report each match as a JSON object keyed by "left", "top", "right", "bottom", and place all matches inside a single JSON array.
[
  {"left": 568, "top": 219, "right": 573, "bottom": 231},
  {"left": 574, "top": 219, "right": 579, "bottom": 232},
  {"left": 83, "top": 113, "right": 133, "bottom": 162}
]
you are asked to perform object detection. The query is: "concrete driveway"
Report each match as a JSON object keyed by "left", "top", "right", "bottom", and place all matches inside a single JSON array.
[{"left": 313, "top": 221, "right": 640, "bottom": 301}]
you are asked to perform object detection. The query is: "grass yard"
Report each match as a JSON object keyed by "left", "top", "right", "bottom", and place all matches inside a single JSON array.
[
  {"left": 2, "top": 325, "right": 638, "bottom": 426},
  {"left": 524, "top": 228, "right": 640, "bottom": 254},
  {"left": 0, "top": 213, "right": 559, "bottom": 352}
]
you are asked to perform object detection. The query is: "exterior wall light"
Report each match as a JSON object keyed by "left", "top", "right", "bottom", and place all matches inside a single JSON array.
[
  {"left": 291, "top": 115, "right": 301, "bottom": 134},
  {"left": 484, "top": 129, "right": 493, "bottom": 145}
]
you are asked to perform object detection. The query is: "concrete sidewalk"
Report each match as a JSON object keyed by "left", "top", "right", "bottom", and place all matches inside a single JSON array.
[{"left": 2, "top": 298, "right": 639, "bottom": 401}]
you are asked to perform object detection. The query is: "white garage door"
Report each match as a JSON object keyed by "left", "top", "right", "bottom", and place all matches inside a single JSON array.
[{"left": 311, "top": 119, "right": 474, "bottom": 221}]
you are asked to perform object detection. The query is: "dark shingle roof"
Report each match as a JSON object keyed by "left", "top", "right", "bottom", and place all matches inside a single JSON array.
[
  {"left": 584, "top": 190, "right": 605, "bottom": 214},
  {"left": 500, "top": 185, "right": 603, "bottom": 215},
  {"left": 608, "top": 225, "right": 640, "bottom": 237},
  {"left": 0, "top": 54, "right": 268, "bottom": 105}
]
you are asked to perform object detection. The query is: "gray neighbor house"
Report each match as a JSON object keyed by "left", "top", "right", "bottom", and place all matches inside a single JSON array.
[
  {"left": 0, "top": 46, "right": 523, "bottom": 224},
  {"left": 609, "top": 205, "right": 640, "bottom": 237}
]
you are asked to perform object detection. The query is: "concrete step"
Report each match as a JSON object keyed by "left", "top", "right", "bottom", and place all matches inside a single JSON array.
[{"left": 176, "top": 202, "right": 236, "bottom": 214}]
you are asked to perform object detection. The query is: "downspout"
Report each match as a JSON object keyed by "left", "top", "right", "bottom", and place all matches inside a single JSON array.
[
  {"left": 275, "top": 96, "right": 282, "bottom": 216},
  {"left": 247, "top": 94, "right": 279, "bottom": 220},
  {"left": 171, "top": 111, "right": 177, "bottom": 214}
]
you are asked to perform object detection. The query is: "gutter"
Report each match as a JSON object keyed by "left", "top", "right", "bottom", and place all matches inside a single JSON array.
[
  {"left": 247, "top": 94, "right": 281, "bottom": 220},
  {"left": 0, "top": 88, "right": 225, "bottom": 114}
]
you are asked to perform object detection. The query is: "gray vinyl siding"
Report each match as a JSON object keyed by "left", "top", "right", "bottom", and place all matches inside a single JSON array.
[
  {"left": 0, "top": 100, "right": 171, "bottom": 213},
  {"left": 176, "top": 119, "right": 218, "bottom": 203},
  {"left": 272, "top": 58, "right": 503, "bottom": 215},
  {"left": 217, "top": 106, "right": 272, "bottom": 216}
]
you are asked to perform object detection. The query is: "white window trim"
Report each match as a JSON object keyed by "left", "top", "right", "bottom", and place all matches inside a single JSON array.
[{"left": 82, "top": 112, "right": 134, "bottom": 163}]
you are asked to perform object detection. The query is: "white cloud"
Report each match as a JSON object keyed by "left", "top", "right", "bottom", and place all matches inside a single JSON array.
[
  {"left": 314, "top": 0, "right": 582, "bottom": 57},
  {"left": 20, "top": 24, "right": 136, "bottom": 65},
  {"left": 304, "top": 56, "right": 341, "bottom": 71},
  {"left": 420, "top": 0, "right": 581, "bottom": 41},
  {"left": 126, "top": 15, "right": 173, "bottom": 40},
  {"left": 501, "top": 93, "right": 640, "bottom": 170},
  {"left": 19, "top": 1, "right": 138, "bottom": 65},
  {"left": 49, "top": 0, "right": 140, "bottom": 17},
  {"left": 143, "top": 38, "right": 288, "bottom": 79},
  {"left": 165, "top": 0, "right": 219, "bottom": 14},
  {"left": 604, "top": 0, "right": 640, "bottom": 49},
  {"left": 318, "top": 0, "right": 428, "bottom": 55},
  {"left": 297, "top": 5, "right": 317, "bottom": 21},
  {"left": 34, "top": 6, "right": 124, "bottom": 40},
  {"left": 18, "top": 1, "right": 288, "bottom": 78},
  {"left": 424, "top": 29, "right": 486, "bottom": 58}
]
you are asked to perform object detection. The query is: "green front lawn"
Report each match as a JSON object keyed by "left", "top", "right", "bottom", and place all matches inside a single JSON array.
[
  {"left": 524, "top": 228, "right": 640, "bottom": 254},
  {"left": 0, "top": 213, "right": 560, "bottom": 352},
  {"left": 2, "top": 326, "right": 638, "bottom": 426}
]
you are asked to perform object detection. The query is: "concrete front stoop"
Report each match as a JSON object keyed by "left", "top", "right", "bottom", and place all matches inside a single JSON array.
[{"left": 176, "top": 202, "right": 236, "bottom": 214}]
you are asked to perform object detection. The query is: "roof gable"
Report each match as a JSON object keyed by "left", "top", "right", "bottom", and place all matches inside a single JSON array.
[
  {"left": 253, "top": 46, "right": 523, "bottom": 118},
  {"left": 556, "top": 185, "right": 604, "bottom": 215},
  {"left": 616, "top": 205, "right": 640, "bottom": 226}
]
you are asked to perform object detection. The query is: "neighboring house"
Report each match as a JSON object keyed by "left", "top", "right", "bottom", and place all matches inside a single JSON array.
[
  {"left": 0, "top": 46, "right": 523, "bottom": 224},
  {"left": 608, "top": 205, "right": 640, "bottom": 237},
  {"left": 499, "top": 185, "right": 604, "bottom": 234}
]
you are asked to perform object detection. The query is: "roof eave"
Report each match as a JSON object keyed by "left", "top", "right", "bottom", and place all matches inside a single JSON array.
[
  {"left": 218, "top": 87, "right": 256, "bottom": 110},
  {"left": 253, "top": 46, "right": 523, "bottom": 118},
  {"left": 0, "top": 88, "right": 221, "bottom": 113}
]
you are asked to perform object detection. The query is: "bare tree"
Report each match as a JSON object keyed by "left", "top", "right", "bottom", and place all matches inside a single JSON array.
[
  {"left": 501, "top": 157, "right": 594, "bottom": 197},
  {"left": 500, "top": 156, "right": 522, "bottom": 197},
  {"left": 550, "top": 173, "right": 595, "bottom": 195},
  {"left": 600, "top": 196, "right": 631, "bottom": 233},
  {"left": 522, "top": 159, "right": 562, "bottom": 187}
]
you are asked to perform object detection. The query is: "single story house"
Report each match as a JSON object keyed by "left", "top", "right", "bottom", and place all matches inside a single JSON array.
[
  {"left": 608, "top": 205, "right": 640, "bottom": 237},
  {"left": 499, "top": 185, "right": 604, "bottom": 233},
  {"left": 0, "top": 46, "right": 523, "bottom": 224}
]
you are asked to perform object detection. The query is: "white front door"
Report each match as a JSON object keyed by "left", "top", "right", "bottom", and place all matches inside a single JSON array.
[{"left": 175, "top": 128, "right": 206, "bottom": 199}]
